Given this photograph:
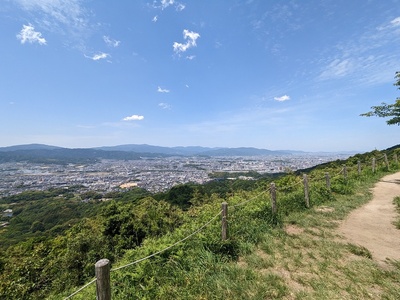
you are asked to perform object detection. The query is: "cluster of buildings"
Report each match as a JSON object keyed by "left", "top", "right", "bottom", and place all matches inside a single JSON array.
[{"left": 0, "top": 154, "right": 349, "bottom": 196}]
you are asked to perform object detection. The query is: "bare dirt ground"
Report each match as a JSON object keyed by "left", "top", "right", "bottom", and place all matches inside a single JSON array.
[{"left": 338, "top": 172, "right": 400, "bottom": 266}]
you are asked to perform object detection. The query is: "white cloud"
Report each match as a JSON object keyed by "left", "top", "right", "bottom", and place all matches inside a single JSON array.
[
  {"left": 152, "top": 15, "right": 158, "bottom": 22},
  {"left": 176, "top": 3, "right": 185, "bottom": 11},
  {"left": 274, "top": 95, "right": 290, "bottom": 102},
  {"left": 391, "top": 17, "right": 400, "bottom": 27},
  {"left": 161, "top": 0, "right": 174, "bottom": 9},
  {"left": 123, "top": 115, "right": 144, "bottom": 121},
  {"left": 173, "top": 29, "right": 200, "bottom": 54},
  {"left": 14, "top": 0, "right": 89, "bottom": 33},
  {"left": 16, "top": 24, "right": 47, "bottom": 45},
  {"left": 378, "top": 16, "right": 400, "bottom": 30},
  {"left": 155, "top": 0, "right": 185, "bottom": 11},
  {"left": 318, "top": 59, "right": 353, "bottom": 80},
  {"left": 85, "top": 52, "right": 110, "bottom": 61},
  {"left": 157, "top": 86, "right": 170, "bottom": 93},
  {"left": 103, "top": 36, "right": 120, "bottom": 47},
  {"left": 186, "top": 55, "right": 196, "bottom": 60},
  {"left": 159, "top": 102, "right": 171, "bottom": 109},
  {"left": 14, "top": 0, "right": 97, "bottom": 54},
  {"left": 317, "top": 16, "right": 400, "bottom": 85}
]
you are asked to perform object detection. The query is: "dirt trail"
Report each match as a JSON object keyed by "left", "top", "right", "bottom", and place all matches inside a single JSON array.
[{"left": 338, "top": 172, "right": 400, "bottom": 266}]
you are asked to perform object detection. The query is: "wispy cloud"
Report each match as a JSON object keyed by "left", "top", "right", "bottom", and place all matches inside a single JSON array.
[
  {"left": 13, "top": 0, "right": 99, "bottom": 55},
  {"left": 157, "top": 86, "right": 170, "bottom": 93},
  {"left": 377, "top": 16, "right": 400, "bottom": 30},
  {"left": 173, "top": 29, "right": 200, "bottom": 54},
  {"left": 123, "top": 115, "right": 144, "bottom": 121},
  {"left": 175, "top": 3, "right": 185, "bottom": 11},
  {"left": 85, "top": 52, "right": 110, "bottom": 61},
  {"left": 16, "top": 24, "right": 47, "bottom": 45},
  {"left": 318, "top": 59, "right": 353, "bottom": 80},
  {"left": 103, "top": 36, "right": 120, "bottom": 47},
  {"left": 152, "top": 15, "right": 158, "bottom": 22},
  {"left": 159, "top": 102, "right": 171, "bottom": 109},
  {"left": 390, "top": 16, "right": 400, "bottom": 27},
  {"left": 154, "top": 0, "right": 185, "bottom": 11},
  {"left": 274, "top": 95, "right": 290, "bottom": 102},
  {"left": 14, "top": 0, "right": 90, "bottom": 34},
  {"left": 317, "top": 16, "right": 400, "bottom": 85}
]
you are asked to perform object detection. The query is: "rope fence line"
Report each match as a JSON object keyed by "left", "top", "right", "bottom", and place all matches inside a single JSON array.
[
  {"left": 275, "top": 177, "right": 303, "bottom": 192},
  {"left": 64, "top": 278, "right": 96, "bottom": 300},
  {"left": 230, "top": 188, "right": 270, "bottom": 209},
  {"left": 111, "top": 209, "right": 222, "bottom": 272},
  {"left": 65, "top": 152, "right": 398, "bottom": 300},
  {"left": 64, "top": 209, "right": 223, "bottom": 299}
]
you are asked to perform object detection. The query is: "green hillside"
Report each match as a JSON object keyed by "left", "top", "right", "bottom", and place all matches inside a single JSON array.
[{"left": 1, "top": 146, "right": 399, "bottom": 299}]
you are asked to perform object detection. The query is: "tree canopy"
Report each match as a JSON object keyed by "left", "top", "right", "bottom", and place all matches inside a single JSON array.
[{"left": 361, "top": 72, "right": 400, "bottom": 125}]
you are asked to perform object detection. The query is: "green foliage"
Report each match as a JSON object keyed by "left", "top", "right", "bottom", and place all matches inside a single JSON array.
[
  {"left": 205, "top": 239, "right": 241, "bottom": 260},
  {"left": 361, "top": 72, "right": 400, "bottom": 125},
  {"left": 0, "top": 191, "right": 103, "bottom": 249},
  {"left": 1, "top": 146, "right": 400, "bottom": 299},
  {"left": 104, "top": 187, "right": 150, "bottom": 202},
  {"left": 394, "top": 196, "right": 400, "bottom": 229},
  {"left": 102, "top": 198, "right": 183, "bottom": 257},
  {"left": 278, "top": 190, "right": 308, "bottom": 216},
  {"left": 346, "top": 243, "right": 372, "bottom": 259}
]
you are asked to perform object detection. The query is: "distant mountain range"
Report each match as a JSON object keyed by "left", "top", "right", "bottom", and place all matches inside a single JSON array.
[{"left": 0, "top": 143, "right": 353, "bottom": 164}]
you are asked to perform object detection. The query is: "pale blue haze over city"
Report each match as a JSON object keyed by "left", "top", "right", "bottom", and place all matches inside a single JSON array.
[{"left": 0, "top": 0, "right": 399, "bottom": 152}]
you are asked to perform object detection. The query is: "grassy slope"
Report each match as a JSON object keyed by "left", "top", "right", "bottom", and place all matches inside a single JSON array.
[{"left": 58, "top": 159, "right": 400, "bottom": 299}]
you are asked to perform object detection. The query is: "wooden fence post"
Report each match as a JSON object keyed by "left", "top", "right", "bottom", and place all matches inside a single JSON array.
[
  {"left": 325, "top": 172, "right": 331, "bottom": 191},
  {"left": 372, "top": 158, "right": 376, "bottom": 173},
  {"left": 221, "top": 202, "right": 228, "bottom": 241},
  {"left": 357, "top": 160, "right": 361, "bottom": 176},
  {"left": 95, "top": 259, "right": 111, "bottom": 300},
  {"left": 343, "top": 165, "right": 347, "bottom": 180},
  {"left": 303, "top": 174, "right": 310, "bottom": 208},
  {"left": 384, "top": 153, "right": 389, "bottom": 170},
  {"left": 270, "top": 182, "right": 277, "bottom": 215}
]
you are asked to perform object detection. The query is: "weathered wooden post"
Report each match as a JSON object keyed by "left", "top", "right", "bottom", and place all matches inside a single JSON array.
[
  {"left": 343, "top": 165, "right": 347, "bottom": 180},
  {"left": 303, "top": 174, "right": 310, "bottom": 208},
  {"left": 357, "top": 160, "right": 361, "bottom": 176},
  {"left": 372, "top": 157, "right": 376, "bottom": 173},
  {"left": 325, "top": 172, "right": 331, "bottom": 191},
  {"left": 95, "top": 259, "right": 111, "bottom": 300},
  {"left": 384, "top": 153, "right": 389, "bottom": 170},
  {"left": 221, "top": 202, "right": 228, "bottom": 241},
  {"left": 270, "top": 182, "right": 277, "bottom": 215}
]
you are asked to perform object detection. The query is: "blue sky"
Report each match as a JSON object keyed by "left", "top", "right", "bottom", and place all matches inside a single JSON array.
[{"left": 0, "top": 0, "right": 399, "bottom": 152}]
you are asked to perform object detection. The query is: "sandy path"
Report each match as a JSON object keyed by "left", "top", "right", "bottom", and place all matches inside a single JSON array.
[{"left": 337, "top": 172, "right": 400, "bottom": 266}]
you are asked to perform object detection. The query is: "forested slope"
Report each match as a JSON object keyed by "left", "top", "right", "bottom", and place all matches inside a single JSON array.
[{"left": 0, "top": 146, "right": 399, "bottom": 299}]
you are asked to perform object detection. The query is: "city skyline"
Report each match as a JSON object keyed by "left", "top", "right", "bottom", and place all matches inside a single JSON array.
[{"left": 1, "top": 1, "right": 399, "bottom": 152}]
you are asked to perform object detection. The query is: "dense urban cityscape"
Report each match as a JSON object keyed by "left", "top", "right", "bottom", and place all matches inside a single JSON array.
[{"left": 0, "top": 154, "right": 351, "bottom": 197}]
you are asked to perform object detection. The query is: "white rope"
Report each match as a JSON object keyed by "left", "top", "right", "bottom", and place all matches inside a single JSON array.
[
  {"left": 63, "top": 277, "right": 96, "bottom": 300},
  {"left": 230, "top": 188, "right": 269, "bottom": 209},
  {"left": 111, "top": 209, "right": 222, "bottom": 272}
]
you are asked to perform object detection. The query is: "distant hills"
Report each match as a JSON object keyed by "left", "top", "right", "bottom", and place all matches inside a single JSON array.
[
  {"left": 95, "top": 144, "right": 297, "bottom": 156},
  {"left": 0, "top": 143, "right": 352, "bottom": 164}
]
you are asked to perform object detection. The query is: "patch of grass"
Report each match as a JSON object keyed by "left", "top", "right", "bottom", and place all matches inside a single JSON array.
[
  {"left": 57, "top": 168, "right": 400, "bottom": 300},
  {"left": 346, "top": 243, "right": 373, "bottom": 259},
  {"left": 394, "top": 196, "right": 400, "bottom": 229}
]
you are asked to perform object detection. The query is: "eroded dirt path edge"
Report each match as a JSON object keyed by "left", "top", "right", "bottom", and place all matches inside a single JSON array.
[{"left": 337, "top": 172, "right": 400, "bottom": 266}]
